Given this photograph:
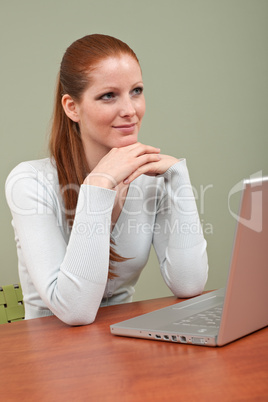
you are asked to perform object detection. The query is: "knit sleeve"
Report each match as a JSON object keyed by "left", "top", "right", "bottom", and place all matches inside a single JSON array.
[
  {"left": 5, "top": 162, "right": 116, "bottom": 325},
  {"left": 152, "top": 159, "right": 208, "bottom": 298}
]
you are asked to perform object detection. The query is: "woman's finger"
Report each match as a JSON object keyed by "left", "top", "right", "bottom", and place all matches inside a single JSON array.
[
  {"left": 124, "top": 161, "right": 161, "bottom": 183},
  {"left": 124, "top": 155, "right": 180, "bottom": 183}
]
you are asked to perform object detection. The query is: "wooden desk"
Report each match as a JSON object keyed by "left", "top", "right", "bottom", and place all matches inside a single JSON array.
[{"left": 0, "top": 296, "right": 267, "bottom": 401}]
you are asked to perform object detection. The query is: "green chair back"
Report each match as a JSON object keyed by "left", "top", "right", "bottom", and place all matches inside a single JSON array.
[{"left": 0, "top": 284, "right": 25, "bottom": 324}]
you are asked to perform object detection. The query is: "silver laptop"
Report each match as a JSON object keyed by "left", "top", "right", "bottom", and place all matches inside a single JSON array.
[{"left": 111, "top": 175, "right": 268, "bottom": 346}]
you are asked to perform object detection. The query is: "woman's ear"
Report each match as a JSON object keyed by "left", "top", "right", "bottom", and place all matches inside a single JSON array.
[{"left": 61, "top": 95, "right": 80, "bottom": 122}]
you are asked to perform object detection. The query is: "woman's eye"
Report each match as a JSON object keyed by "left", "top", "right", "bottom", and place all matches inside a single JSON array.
[
  {"left": 132, "top": 87, "right": 143, "bottom": 96},
  {"left": 100, "top": 92, "right": 115, "bottom": 101}
]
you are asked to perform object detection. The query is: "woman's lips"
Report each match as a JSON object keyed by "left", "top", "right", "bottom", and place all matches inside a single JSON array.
[{"left": 112, "top": 123, "right": 137, "bottom": 134}]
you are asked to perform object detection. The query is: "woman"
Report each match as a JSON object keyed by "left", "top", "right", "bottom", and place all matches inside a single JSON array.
[{"left": 5, "top": 34, "right": 208, "bottom": 325}]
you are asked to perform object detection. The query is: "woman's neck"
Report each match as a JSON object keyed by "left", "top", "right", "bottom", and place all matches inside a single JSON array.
[{"left": 82, "top": 138, "right": 110, "bottom": 172}]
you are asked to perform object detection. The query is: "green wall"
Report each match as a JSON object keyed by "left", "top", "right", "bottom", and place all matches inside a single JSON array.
[{"left": 1, "top": 0, "right": 267, "bottom": 301}]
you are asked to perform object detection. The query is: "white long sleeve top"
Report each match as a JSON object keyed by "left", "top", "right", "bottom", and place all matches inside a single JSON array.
[{"left": 5, "top": 157, "right": 208, "bottom": 325}]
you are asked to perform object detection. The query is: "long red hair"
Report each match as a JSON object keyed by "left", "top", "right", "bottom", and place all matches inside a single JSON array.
[{"left": 49, "top": 34, "right": 139, "bottom": 275}]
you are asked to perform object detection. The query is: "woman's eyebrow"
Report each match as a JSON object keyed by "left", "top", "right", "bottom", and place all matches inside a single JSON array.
[{"left": 96, "top": 81, "right": 144, "bottom": 92}]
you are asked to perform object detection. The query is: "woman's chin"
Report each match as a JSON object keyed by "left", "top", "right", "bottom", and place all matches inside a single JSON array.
[{"left": 116, "top": 134, "right": 138, "bottom": 148}]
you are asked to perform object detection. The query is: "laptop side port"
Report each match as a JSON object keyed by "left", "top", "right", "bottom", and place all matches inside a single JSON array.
[
  {"left": 179, "top": 336, "right": 187, "bottom": 343},
  {"left": 155, "top": 334, "right": 161, "bottom": 339},
  {"left": 191, "top": 337, "right": 206, "bottom": 345},
  {"left": 171, "top": 335, "right": 178, "bottom": 342},
  {"left": 163, "top": 335, "right": 169, "bottom": 340}
]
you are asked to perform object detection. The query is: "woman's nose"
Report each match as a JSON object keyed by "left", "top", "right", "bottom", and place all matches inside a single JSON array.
[{"left": 119, "top": 97, "right": 136, "bottom": 118}]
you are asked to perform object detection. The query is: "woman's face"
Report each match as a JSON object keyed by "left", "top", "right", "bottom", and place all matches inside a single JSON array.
[{"left": 68, "top": 54, "right": 146, "bottom": 156}]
